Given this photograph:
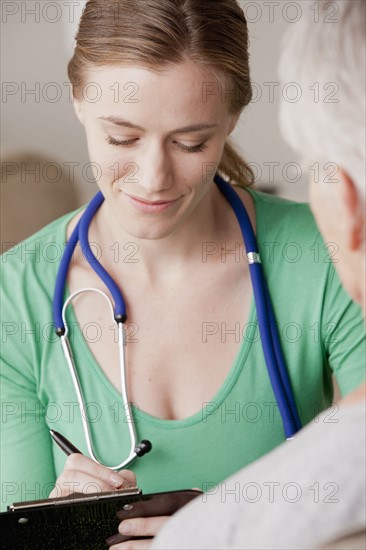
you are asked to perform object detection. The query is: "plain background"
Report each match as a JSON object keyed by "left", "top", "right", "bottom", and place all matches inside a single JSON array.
[{"left": 1, "top": 0, "right": 309, "bottom": 210}]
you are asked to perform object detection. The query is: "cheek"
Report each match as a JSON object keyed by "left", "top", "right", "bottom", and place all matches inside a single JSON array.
[
  {"left": 189, "top": 143, "right": 224, "bottom": 188},
  {"left": 87, "top": 141, "right": 130, "bottom": 189},
  {"left": 84, "top": 122, "right": 116, "bottom": 165},
  {"left": 310, "top": 186, "right": 343, "bottom": 250}
]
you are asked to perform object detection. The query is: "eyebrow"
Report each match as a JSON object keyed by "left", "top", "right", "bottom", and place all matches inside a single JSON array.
[{"left": 98, "top": 116, "right": 219, "bottom": 134}]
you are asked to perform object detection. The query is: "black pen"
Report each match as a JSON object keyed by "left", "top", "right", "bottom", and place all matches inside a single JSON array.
[{"left": 50, "top": 429, "right": 83, "bottom": 456}]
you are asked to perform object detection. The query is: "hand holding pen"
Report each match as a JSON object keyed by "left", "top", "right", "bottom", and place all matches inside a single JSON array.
[
  {"left": 49, "top": 430, "right": 137, "bottom": 498},
  {"left": 50, "top": 429, "right": 83, "bottom": 455}
]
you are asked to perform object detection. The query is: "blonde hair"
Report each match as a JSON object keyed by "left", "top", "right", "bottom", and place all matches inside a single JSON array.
[{"left": 67, "top": 0, "right": 254, "bottom": 187}]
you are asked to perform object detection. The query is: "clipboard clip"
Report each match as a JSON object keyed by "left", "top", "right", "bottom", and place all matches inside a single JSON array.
[{"left": 9, "top": 487, "right": 143, "bottom": 512}]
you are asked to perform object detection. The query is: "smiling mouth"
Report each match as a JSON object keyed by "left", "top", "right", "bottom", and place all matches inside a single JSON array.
[
  {"left": 122, "top": 191, "right": 182, "bottom": 213},
  {"left": 124, "top": 193, "right": 180, "bottom": 205}
]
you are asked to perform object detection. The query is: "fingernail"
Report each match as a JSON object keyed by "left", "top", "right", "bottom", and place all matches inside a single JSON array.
[
  {"left": 120, "top": 522, "right": 131, "bottom": 534},
  {"left": 123, "top": 481, "right": 137, "bottom": 489},
  {"left": 110, "top": 473, "right": 124, "bottom": 487}
]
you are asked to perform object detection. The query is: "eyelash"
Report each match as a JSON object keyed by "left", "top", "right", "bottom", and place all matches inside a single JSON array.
[{"left": 106, "top": 136, "right": 208, "bottom": 153}]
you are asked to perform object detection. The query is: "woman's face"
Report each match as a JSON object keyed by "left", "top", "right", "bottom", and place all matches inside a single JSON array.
[{"left": 73, "top": 60, "right": 240, "bottom": 240}]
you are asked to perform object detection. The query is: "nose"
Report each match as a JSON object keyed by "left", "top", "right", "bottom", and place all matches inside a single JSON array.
[{"left": 137, "top": 141, "right": 174, "bottom": 195}]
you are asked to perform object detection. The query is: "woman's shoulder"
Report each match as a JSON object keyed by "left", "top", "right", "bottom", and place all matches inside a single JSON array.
[
  {"left": 242, "top": 185, "right": 311, "bottom": 212},
  {"left": 0, "top": 207, "right": 84, "bottom": 311}
]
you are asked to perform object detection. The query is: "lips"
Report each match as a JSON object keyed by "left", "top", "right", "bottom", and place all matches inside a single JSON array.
[
  {"left": 123, "top": 192, "right": 181, "bottom": 213},
  {"left": 126, "top": 194, "right": 178, "bottom": 205}
]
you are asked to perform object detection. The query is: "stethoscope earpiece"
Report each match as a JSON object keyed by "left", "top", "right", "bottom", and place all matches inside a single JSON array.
[{"left": 134, "top": 440, "right": 153, "bottom": 457}]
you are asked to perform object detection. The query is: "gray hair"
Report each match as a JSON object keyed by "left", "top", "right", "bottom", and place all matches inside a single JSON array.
[{"left": 278, "top": 0, "right": 365, "bottom": 195}]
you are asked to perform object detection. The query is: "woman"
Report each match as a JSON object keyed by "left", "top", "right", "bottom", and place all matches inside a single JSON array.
[{"left": 1, "top": 0, "right": 365, "bottom": 546}]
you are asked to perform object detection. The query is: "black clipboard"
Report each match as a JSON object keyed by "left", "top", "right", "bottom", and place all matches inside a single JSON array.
[{"left": 0, "top": 487, "right": 201, "bottom": 550}]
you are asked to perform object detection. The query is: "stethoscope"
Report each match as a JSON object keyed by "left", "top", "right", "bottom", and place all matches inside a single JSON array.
[{"left": 53, "top": 173, "right": 302, "bottom": 471}]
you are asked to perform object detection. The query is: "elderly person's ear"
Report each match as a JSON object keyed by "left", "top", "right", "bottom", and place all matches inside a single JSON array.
[{"left": 338, "top": 169, "right": 365, "bottom": 251}]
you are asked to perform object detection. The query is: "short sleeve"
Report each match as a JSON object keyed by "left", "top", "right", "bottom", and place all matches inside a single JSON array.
[
  {"left": 0, "top": 251, "right": 57, "bottom": 511},
  {"left": 0, "top": 357, "right": 56, "bottom": 511}
]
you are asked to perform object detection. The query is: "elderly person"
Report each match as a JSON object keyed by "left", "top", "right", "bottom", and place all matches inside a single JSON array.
[{"left": 150, "top": 1, "right": 365, "bottom": 549}]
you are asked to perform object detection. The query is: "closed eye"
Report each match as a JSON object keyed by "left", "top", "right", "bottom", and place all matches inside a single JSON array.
[
  {"left": 175, "top": 141, "right": 208, "bottom": 153},
  {"left": 106, "top": 136, "right": 138, "bottom": 147},
  {"left": 105, "top": 136, "right": 208, "bottom": 153}
]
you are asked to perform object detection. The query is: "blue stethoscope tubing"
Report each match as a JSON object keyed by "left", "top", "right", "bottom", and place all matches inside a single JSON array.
[
  {"left": 213, "top": 174, "right": 302, "bottom": 437},
  {"left": 53, "top": 173, "right": 302, "bottom": 469}
]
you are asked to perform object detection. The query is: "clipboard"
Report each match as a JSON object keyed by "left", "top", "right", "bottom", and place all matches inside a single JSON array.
[{"left": 0, "top": 487, "right": 202, "bottom": 550}]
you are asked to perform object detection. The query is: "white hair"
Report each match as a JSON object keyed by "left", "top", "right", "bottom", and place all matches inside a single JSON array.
[{"left": 278, "top": 0, "right": 365, "bottom": 196}]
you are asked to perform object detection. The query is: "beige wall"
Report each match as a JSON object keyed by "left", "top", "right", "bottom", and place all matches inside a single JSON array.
[
  {"left": 1, "top": 1, "right": 308, "bottom": 211},
  {"left": 235, "top": 1, "right": 308, "bottom": 200}
]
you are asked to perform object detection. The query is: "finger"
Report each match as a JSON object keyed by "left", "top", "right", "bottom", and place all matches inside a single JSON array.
[
  {"left": 51, "top": 470, "right": 118, "bottom": 497},
  {"left": 65, "top": 454, "right": 134, "bottom": 488},
  {"left": 105, "top": 532, "right": 153, "bottom": 548},
  {"left": 118, "top": 516, "right": 170, "bottom": 538},
  {"left": 109, "top": 539, "right": 153, "bottom": 550},
  {"left": 117, "top": 469, "right": 137, "bottom": 487}
]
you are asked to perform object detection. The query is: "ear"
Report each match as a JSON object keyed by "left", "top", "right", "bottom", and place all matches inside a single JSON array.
[
  {"left": 338, "top": 169, "right": 365, "bottom": 251},
  {"left": 73, "top": 99, "right": 85, "bottom": 125}
]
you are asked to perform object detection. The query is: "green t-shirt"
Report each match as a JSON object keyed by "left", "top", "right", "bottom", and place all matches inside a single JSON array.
[{"left": 1, "top": 188, "right": 365, "bottom": 511}]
